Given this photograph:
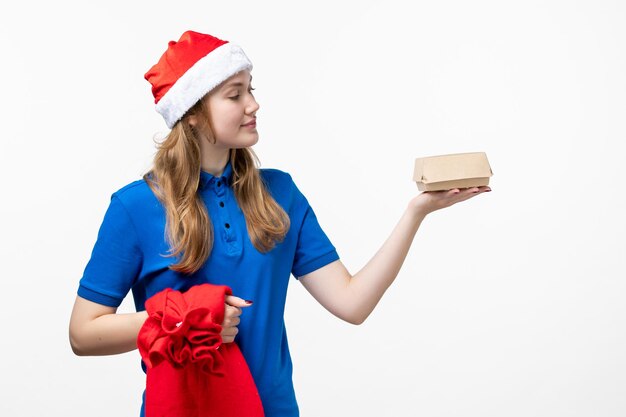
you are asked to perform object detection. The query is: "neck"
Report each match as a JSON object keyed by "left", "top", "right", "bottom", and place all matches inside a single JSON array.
[{"left": 200, "top": 142, "right": 230, "bottom": 177}]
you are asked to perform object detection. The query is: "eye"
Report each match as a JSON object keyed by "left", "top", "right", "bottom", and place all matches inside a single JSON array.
[{"left": 228, "top": 87, "right": 255, "bottom": 100}]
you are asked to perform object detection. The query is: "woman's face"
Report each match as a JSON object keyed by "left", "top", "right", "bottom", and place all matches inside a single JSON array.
[{"left": 204, "top": 70, "right": 259, "bottom": 149}]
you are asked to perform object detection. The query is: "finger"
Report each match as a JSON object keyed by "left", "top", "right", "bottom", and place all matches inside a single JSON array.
[
  {"left": 221, "top": 326, "right": 239, "bottom": 337},
  {"left": 224, "top": 304, "right": 242, "bottom": 317},
  {"left": 224, "top": 295, "right": 254, "bottom": 308},
  {"left": 221, "top": 327, "right": 239, "bottom": 342},
  {"left": 223, "top": 313, "right": 241, "bottom": 326},
  {"left": 467, "top": 186, "right": 491, "bottom": 194},
  {"left": 456, "top": 187, "right": 490, "bottom": 202}
]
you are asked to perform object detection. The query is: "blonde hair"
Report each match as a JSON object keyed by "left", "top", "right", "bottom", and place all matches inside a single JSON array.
[{"left": 144, "top": 98, "right": 290, "bottom": 274}]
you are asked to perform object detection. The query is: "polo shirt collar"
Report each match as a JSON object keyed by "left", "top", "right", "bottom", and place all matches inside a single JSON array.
[{"left": 199, "top": 161, "right": 233, "bottom": 190}]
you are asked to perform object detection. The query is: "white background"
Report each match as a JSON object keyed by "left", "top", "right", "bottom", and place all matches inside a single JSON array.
[{"left": 1, "top": 0, "right": 625, "bottom": 416}]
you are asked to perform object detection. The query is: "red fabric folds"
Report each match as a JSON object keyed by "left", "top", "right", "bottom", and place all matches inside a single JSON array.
[{"left": 137, "top": 283, "right": 265, "bottom": 417}]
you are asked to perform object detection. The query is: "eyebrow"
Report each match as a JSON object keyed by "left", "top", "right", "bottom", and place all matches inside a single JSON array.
[{"left": 222, "top": 76, "right": 253, "bottom": 90}]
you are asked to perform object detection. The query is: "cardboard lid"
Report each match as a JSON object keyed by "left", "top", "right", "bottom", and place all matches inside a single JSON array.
[{"left": 414, "top": 152, "right": 493, "bottom": 183}]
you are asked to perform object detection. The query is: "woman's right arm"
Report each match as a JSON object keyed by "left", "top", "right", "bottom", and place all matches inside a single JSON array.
[
  {"left": 69, "top": 295, "right": 148, "bottom": 356},
  {"left": 69, "top": 294, "right": 250, "bottom": 356}
]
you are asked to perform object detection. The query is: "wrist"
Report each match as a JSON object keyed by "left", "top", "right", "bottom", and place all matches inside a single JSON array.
[
  {"left": 138, "top": 310, "right": 149, "bottom": 325},
  {"left": 403, "top": 206, "right": 428, "bottom": 231},
  {"left": 407, "top": 199, "right": 430, "bottom": 220}
]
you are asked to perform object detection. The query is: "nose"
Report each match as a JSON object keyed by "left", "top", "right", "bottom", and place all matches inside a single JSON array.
[{"left": 246, "top": 94, "right": 260, "bottom": 115}]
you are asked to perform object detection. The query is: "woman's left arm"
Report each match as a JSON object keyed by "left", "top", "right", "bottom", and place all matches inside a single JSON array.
[{"left": 298, "top": 186, "right": 491, "bottom": 325}]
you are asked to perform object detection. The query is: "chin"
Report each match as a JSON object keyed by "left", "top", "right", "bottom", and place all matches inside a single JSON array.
[
  {"left": 231, "top": 140, "right": 259, "bottom": 149},
  {"left": 222, "top": 133, "right": 259, "bottom": 148},
  {"left": 245, "top": 134, "right": 259, "bottom": 147}
]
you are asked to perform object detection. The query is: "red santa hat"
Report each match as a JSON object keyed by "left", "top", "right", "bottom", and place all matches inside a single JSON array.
[{"left": 145, "top": 30, "right": 253, "bottom": 128}]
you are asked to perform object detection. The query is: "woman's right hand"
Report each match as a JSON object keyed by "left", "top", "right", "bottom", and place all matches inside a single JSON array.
[{"left": 221, "top": 296, "right": 253, "bottom": 344}]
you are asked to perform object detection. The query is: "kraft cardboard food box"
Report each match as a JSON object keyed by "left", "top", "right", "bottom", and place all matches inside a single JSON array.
[{"left": 413, "top": 152, "right": 493, "bottom": 191}]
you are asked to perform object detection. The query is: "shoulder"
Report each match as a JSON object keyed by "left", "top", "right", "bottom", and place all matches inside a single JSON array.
[
  {"left": 259, "top": 168, "right": 305, "bottom": 209},
  {"left": 109, "top": 178, "right": 161, "bottom": 214},
  {"left": 260, "top": 167, "right": 294, "bottom": 187},
  {"left": 260, "top": 167, "right": 302, "bottom": 196}
]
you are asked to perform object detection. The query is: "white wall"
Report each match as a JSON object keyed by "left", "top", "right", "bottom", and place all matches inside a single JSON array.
[{"left": 1, "top": 0, "right": 625, "bottom": 416}]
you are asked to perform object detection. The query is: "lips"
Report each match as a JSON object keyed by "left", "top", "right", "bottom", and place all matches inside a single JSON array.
[{"left": 242, "top": 119, "right": 256, "bottom": 127}]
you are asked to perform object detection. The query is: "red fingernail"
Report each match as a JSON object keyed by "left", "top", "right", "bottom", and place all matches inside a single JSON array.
[{"left": 245, "top": 300, "right": 253, "bottom": 304}]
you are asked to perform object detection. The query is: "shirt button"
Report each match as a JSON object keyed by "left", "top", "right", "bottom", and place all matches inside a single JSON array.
[
  {"left": 225, "top": 223, "right": 230, "bottom": 229},
  {"left": 217, "top": 181, "right": 222, "bottom": 187},
  {"left": 219, "top": 201, "right": 225, "bottom": 207}
]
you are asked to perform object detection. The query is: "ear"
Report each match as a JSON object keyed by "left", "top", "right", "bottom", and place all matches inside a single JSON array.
[{"left": 187, "top": 115, "right": 197, "bottom": 127}]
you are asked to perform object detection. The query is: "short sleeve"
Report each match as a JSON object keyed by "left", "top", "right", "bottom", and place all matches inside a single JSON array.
[
  {"left": 290, "top": 181, "right": 339, "bottom": 279},
  {"left": 77, "top": 195, "right": 143, "bottom": 307}
]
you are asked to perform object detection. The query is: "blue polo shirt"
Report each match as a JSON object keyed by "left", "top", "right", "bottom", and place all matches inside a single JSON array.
[{"left": 77, "top": 162, "right": 340, "bottom": 417}]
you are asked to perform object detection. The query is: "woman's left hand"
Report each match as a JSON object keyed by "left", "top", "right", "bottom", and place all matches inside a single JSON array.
[
  {"left": 221, "top": 295, "right": 252, "bottom": 344},
  {"left": 409, "top": 186, "right": 491, "bottom": 217}
]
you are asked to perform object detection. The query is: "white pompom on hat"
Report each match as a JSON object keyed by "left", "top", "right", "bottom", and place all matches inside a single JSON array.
[{"left": 145, "top": 31, "right": 253, "bottom": 129}]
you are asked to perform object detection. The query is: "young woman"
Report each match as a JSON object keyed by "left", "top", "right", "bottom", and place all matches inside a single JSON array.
[{"left": 69, "top": 30, "right": 490, "bottom": 417}]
